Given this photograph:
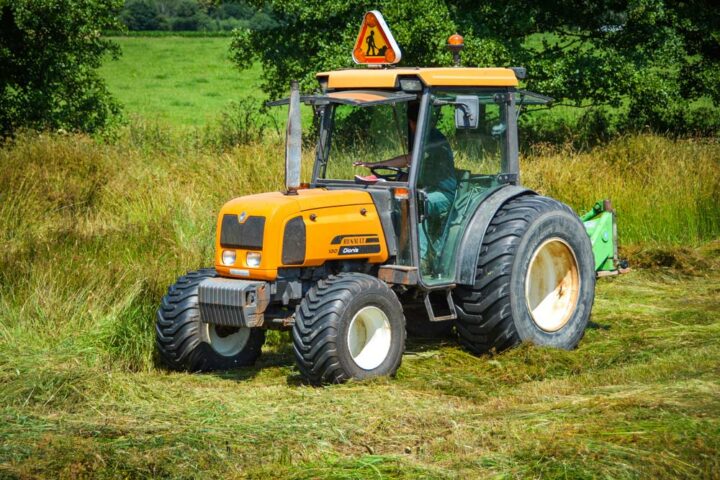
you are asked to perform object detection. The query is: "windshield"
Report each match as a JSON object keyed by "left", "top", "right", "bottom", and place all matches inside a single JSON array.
[{"left": 317, "top": 101, "right": 413, "bottom": 182}]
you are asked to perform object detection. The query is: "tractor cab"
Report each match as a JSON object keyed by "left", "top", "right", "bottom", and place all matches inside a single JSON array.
[{"left": 299, "top": 68, "right": 551, "bottom": 287}]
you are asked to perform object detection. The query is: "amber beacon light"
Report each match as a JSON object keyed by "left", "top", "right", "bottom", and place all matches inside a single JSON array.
[{"left": 447, "top": 33, "right": 465, "bottom": 66}]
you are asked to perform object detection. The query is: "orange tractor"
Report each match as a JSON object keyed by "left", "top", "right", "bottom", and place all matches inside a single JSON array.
[{"left": 156, "top": 12, "right": 624, "bottom": 384}]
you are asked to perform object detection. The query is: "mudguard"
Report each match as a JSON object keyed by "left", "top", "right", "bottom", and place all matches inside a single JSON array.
[{"left": 454, "top": 185, "right": 536, "bottom": 286}]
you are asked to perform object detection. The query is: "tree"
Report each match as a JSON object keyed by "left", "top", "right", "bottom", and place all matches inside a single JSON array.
[
  {"left": 231, "top": 0, "right": 720, "bottom": 137},
  {"left": 171, "top": 0, "right": 210, "bottom": 30},
  {"left": 231, "top": 1, "right": 455, "bottom": 100},
  {"left": 0, "top": 0, "right": 123, "bottom": 136},
  {"left": 121, "top": 0, "right": 161, "bottom": 31}
]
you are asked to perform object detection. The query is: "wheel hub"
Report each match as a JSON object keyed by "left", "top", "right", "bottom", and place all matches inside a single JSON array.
[
  {"left": 347, "top": 306, "right": 392, "bottom": 370},
  {"left": 525, "top": 238, "right": 581, "bottom": 332},
  {"left": 206, "top": 324, "right": 251, "bottom": 357}
]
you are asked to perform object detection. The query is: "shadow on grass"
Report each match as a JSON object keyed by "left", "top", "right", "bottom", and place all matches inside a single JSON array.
[
  {"left": 587, "top": 320, "right": 611, "bottom": 330},
  {"left": 207, "top": 349, "right": 294, "bottom": 382},
  {"left": 203, "top": 330, "right": 465, "bottom": 386},
  {"left": 405, "top": 336, "right": 458, "bottom": 354}
]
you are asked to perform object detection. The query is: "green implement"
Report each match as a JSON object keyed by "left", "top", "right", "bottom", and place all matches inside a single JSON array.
[{"left": 581, "top": 200, "right": 628, "bottom": 275}]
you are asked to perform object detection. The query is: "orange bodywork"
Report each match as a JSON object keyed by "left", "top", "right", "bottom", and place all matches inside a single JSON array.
[
  {"left": 214, "top": 189, "right": 389, "bottom": 281},
  {"left": 317, "top": 67, "right": 519, "bottom": 89}
]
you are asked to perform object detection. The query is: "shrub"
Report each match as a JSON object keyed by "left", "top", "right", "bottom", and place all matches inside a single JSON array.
[{"left": 204, "top": 97, "right": 280, "bottom": 150}]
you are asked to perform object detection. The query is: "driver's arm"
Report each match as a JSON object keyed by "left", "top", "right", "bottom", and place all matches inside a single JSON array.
[{"left": 353, "top": 153, "right": 410, "bottom": 168}]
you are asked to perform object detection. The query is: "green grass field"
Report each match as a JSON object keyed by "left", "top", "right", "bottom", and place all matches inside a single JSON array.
[
  {"left": 1, "top": 36, "right": 718, "bottom": 479},
  {"left": 101, "top": 37, "right": 264, "bottom": 127}
]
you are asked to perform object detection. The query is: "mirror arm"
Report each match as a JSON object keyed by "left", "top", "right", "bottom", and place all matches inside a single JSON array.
[
  {"left": 434, "top": 99, "right": 474, "bottom": 122},
  {"left": 455, "top": 103, "right": 473, "bottom": 122}
]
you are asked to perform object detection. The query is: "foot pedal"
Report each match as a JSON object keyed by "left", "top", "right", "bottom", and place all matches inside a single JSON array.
[{"left": 423, "top": 290, "right": 457, "bottom": 322}]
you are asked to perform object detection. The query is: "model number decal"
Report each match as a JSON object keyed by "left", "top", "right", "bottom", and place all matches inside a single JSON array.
[{"left": 338, "top": 245, "right": 381, "bottom": 255}]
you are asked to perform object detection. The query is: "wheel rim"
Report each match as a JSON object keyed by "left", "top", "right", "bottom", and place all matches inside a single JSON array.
[
  {"left": 347, "top": 306, "right": 392, "bottom": 370},
  {"left": 525, "top": 238, "right": 581, "bottom": 332},
  {"left": 206, "top": 324, "right": 251, "bottom": 357}
]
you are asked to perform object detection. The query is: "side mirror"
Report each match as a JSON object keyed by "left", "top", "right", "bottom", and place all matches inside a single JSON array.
[{"left": 454, "top": 95, "right": 479, "bottom": 129}]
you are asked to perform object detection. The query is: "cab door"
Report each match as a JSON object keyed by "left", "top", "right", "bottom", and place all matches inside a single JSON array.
[{"left": 410, "top": 89, "right": 513, "bottom": 286}]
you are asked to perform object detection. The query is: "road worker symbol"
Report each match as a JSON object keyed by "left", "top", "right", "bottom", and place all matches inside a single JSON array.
[{"left": 352, "top": 10, "right": 402, "bottom": 65}]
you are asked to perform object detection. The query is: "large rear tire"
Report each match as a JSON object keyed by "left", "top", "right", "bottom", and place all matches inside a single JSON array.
[
  {"left": 454, "top": 196, "right": 595, "bottom": 354},
  {"left": 292, "top": 273, "right": 406, "bottom": 385},
  {"left": 156, "top": 269, "right": 265, "bottom": 371}
]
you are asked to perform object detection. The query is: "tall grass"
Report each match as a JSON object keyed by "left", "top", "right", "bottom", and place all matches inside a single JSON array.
[
  {"left": 522, "top": 135, "right": 720, "bottom": 245},
  {"left": 1, "top": 130, "right": 717, "bottom": 371}
]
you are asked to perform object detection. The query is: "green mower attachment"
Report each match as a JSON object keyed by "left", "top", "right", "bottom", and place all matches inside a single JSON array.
[{"left": 581, "top": 200, "right": 629, "bottom": 276}]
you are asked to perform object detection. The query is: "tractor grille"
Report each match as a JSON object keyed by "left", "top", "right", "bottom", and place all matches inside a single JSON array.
[{"left": 220, "top": 214, "right": 265, "bottom": 250}]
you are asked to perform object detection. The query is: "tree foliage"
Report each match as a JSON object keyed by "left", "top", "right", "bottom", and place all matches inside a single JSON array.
[
  {"left": 118, "top": 0, "right": 276, "bottom": 32},
  {"left": 231, "top": 0, "right": 720, "bottom": 137},
  {"left": 121, "top": 0, "right": 162, "bottom": 30},
  {"left": 0, "top": 0, "right": 123, "bottom": 136}
]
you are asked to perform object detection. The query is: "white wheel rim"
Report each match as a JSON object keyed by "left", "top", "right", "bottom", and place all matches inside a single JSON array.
[
  {"left": 347, "top": 306, "right": 392, "bottom": 371},
  {"left": 525, "top": 238, "right": 581, "bottom": 332},
  {"left": 206, "top": 324, "right": 251, "bottom": 357}
]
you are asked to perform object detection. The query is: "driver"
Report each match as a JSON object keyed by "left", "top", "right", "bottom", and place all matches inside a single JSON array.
[
  {"left": 354, "top": 103, "right": 456, "bottom": 260},
  {"left": 352, "top": 102, "right": 419, "bottom": 176}
]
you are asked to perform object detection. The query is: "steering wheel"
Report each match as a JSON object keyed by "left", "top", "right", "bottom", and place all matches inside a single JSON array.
[{"left": 370, "top": 166, "right": 408, "bottom": 181}]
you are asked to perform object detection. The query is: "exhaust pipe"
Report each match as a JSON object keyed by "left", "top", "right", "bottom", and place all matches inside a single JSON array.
[{"left": 285, "top": 80, "right": 301, "bottom": 195}]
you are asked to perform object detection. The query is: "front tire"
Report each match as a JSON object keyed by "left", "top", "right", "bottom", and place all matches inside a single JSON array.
[
  {"left": 454, "top": 195, "right": 595, "bottom": 354},
  {"left": 156, "top": 269, "right": 265, "bottom": 371},
  {"left": 292, "top": 273, "right": 406, "bottom": 384}
]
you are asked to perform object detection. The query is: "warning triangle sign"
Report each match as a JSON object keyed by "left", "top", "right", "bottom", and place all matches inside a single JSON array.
[{"left": 352, "top": 11, "right": 402, "bottom": 65}]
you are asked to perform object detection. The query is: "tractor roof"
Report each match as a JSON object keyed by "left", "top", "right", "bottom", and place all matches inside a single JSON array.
[{"left": 317, "top": 67, "right": 519, "bottom": 89}]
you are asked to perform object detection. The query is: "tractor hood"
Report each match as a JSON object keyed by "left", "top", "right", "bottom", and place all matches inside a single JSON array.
[
  {"left": 214, "top": 188, "right": 389, "bottom": 281},
  {"left": 221, "top": 188, "right": 371, "bottom": 214}
]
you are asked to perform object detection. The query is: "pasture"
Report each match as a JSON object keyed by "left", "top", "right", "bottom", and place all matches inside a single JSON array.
[{"left": 100, "top": 37, "right": 264, "bottom": 127}]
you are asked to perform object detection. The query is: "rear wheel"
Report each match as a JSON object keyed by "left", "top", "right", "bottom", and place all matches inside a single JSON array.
[
  {"left": 292, "top": 273, "right": 406, "bottom": 384},
  {"left": 454, "top": 196, "right": 595, "bottom": 354},
  {"left": 156, "top": 269, "right": 265, "bottom": 371}
]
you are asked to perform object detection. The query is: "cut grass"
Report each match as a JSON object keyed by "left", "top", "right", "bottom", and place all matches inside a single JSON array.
[
  {"left": 1, "top": 268, "right": 718, "bottom": 478},
  {"left": 0, "top": 132, "right": 719, "bottom": 478}
]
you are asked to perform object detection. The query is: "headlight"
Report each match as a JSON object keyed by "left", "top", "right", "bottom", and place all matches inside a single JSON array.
[
  {"left": 246, "top": 251, "right": 261, "bottom": 267},
  {"left": 222, "top": 250, "right": 236, "bottom": 266}
]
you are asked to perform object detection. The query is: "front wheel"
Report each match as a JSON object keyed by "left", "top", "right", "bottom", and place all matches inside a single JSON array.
[
  {"left": 156, "top": 269, "right": 265, "bottom": 371},
  {"left": 292, "top": 273, "right": 406, "bottom": 385},
  {"left": 454, "top": 195, "right": 595, "bottom": 354}
]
